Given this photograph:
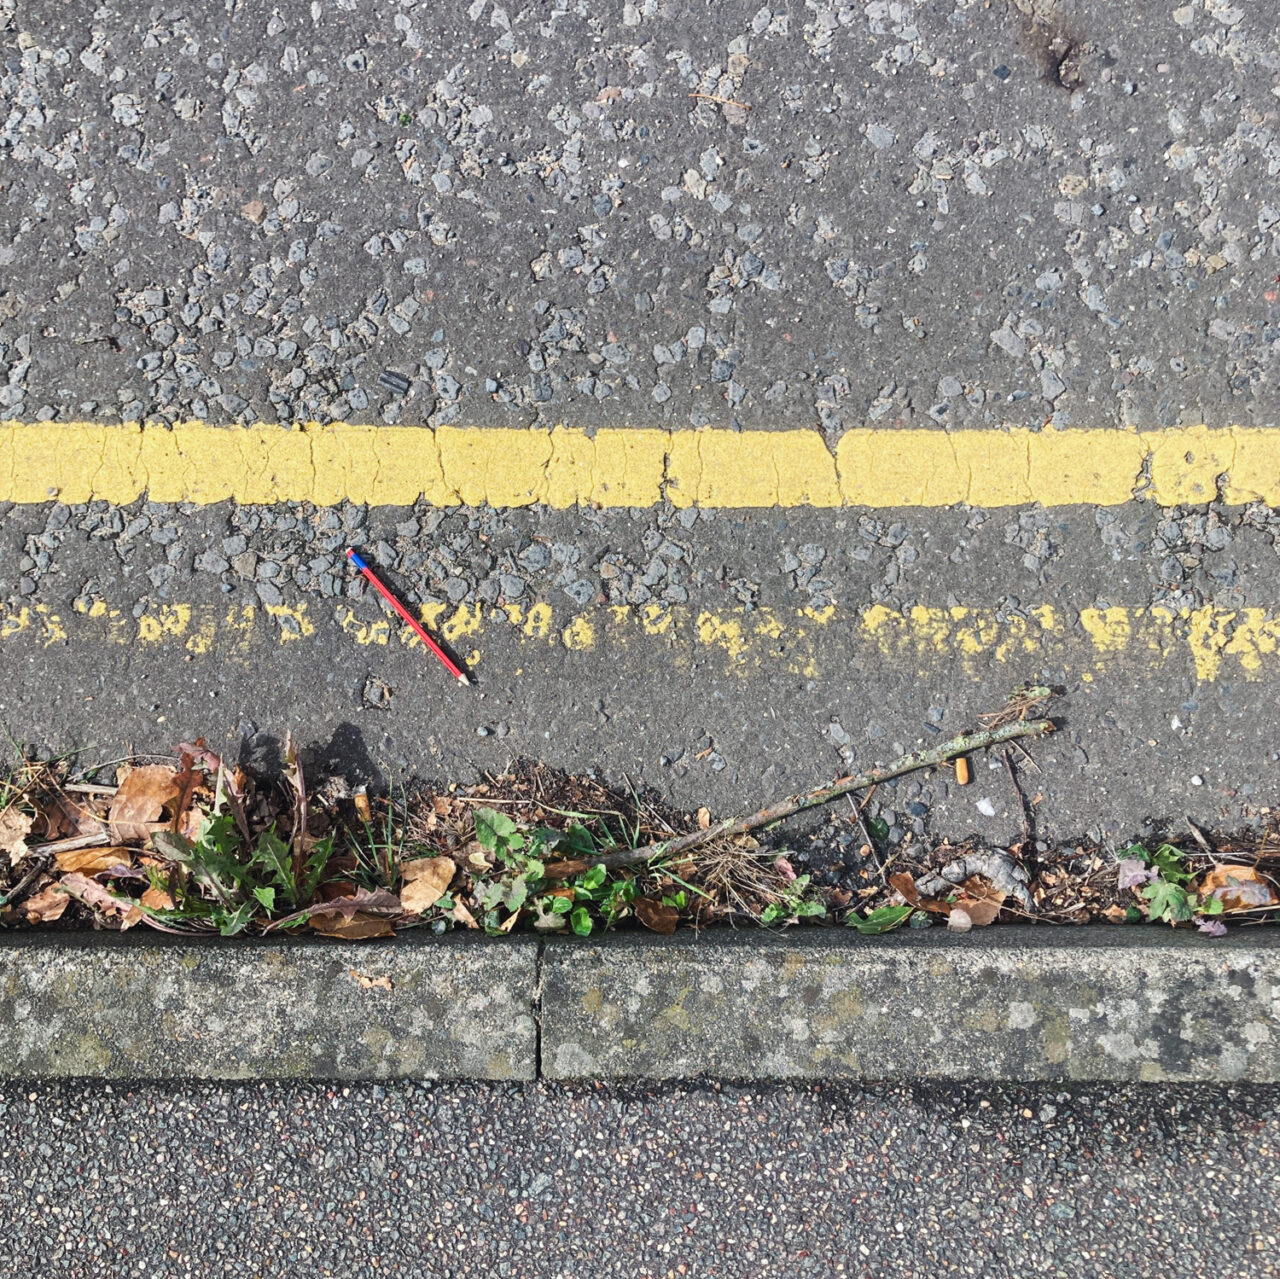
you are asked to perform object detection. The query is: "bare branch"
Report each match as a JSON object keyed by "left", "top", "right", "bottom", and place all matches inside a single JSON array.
[{"left": 591, "top": 718, "right": 1054, "bottom": 871}]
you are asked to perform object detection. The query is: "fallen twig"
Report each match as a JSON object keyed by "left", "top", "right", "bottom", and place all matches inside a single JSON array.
[
  {"left": 688, "top": 91, "right": 751, "bottom": 110},
  {"left": 1003, "top": 747, "right": 1033, "bottom": 848},
  {"left": 24, "top": 832, "right": 109, "bottom": 857},
  {"left": 591, "top": 719, "right": 1054, "bottom": 871},
  {"left": 846, "top": 795, "right": 882, "bottom": 877},
  {"left": 0, "top": 854, "right": 53, "bottom": 909}
]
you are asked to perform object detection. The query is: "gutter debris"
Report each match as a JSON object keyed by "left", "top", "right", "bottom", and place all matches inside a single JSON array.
[{"left": 0, "top": 688, "right": 1275, "bottom": 941}]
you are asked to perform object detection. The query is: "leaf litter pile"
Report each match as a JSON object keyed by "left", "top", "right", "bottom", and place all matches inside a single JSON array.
[{"left": 0, "top": 689, "right": 1276, "bottom": 942}]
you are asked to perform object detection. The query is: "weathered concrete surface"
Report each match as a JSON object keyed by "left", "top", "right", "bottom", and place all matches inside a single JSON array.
[
  {"left": 2, "top": 929, "right": 1279, "bottom": 1083},
  {"left": 541, "top": 929, "right": 1280, "bottom": 1083},
  {"left": 0, "top": 933, "right": 538, "bottom": 1080}
]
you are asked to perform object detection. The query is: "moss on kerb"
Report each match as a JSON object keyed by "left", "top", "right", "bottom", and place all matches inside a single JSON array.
[
  {"left": 0, "top": 937, "right": 539, "bottom": 1080},
  {"left": 55, "top": 1031, "right": 111, "bottom": 1075},
  {"left": 538, "top": 933, "right": 1280, "bottom": 1082},
  {"left": 0, "top": 933, "right": 1275, "bottom": 1081}
]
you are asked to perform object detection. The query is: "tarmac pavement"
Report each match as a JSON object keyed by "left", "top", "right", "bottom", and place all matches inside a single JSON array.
[{"left": 3, "top": 3, "right": 1280, "bottom": 1273}]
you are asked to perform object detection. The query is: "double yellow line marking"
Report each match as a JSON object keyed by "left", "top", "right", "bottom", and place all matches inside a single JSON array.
[
  {"left": 4, "top": 422, "right": 1276, "bottom": 507},
  {"left": 4, "top": 595, "right": 1274, "bottom": 683}
]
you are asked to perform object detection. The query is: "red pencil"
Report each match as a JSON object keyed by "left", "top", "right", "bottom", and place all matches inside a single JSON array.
[{"left": 346, "top": 549, "right": 470, "bottom": 685}]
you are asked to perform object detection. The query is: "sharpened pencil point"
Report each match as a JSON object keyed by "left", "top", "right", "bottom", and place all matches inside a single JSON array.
[{"left": 457, "top": 673, "right": 471, "bottom": 686}]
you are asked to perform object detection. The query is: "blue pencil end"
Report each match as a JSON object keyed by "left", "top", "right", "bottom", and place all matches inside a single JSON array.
[{"left": 347, "top": 549, "right": 368, "bottom": 571}]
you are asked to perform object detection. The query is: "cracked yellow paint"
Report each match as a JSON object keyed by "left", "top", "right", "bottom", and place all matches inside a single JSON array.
[
  {"left": 696, "top": 612, "right": 747, "bottom": 661},
  {"left": 1145, "top": 426, "right": 1234, "bottom": 506},
  {"left": 137, "top": 603, "right": 191, "bottom": 644},
  {"left": 4, "top": 423, "right": 1279, "bottom": 508},
  {"left": 1078, "top": 607, "right": 1133, "bottom": 653},
  {"left": 3, "top": 592, "right": 1280, "bottom": 681},
  {"left": 33, "top": 603, "right": 66, "bottom": 647},
  {"left": 640, "top": 603, "right": 673, "bottom": 635},
  {"left": 561, "top": 616, "right": 595, "bottom": 650},
  {"left": 264, "top": 603, "right": 315, "bottom": 642},
  {"left": 522, "top": 602, "right": 553, "bottom": 638},
  {"left": 441, "top": 604, "right": 482, "bottom": 643}
]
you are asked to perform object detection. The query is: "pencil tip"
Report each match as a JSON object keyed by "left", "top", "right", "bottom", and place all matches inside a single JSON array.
[{"left": 457, "top": 673, "right": 471, "bottom": 686}]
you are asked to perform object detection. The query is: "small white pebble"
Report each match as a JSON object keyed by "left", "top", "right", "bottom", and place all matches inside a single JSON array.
[
  {"left": 976, "top": 797, "right": 997, "bottom": 817},
  {"left": 1191, "top": 774, "right": 1204, "bottom": 786},
  {"left": 947, "top": 908, "right": 973, "bottom": 934}
]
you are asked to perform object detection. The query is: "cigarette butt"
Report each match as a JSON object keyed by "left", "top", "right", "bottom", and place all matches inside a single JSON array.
[{"left": 955, "top": 756, "right": 971, "bottom": 786}]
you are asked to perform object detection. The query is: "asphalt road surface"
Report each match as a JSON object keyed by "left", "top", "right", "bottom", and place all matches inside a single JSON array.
[
  {"left": 0, "top": 0, "right": 1278, "bottom": 846},
  {"left": 0, "top": 1079, "right": 1275, "bottom": 1279},
  {"left": 3, "top": 5, "right": 1280, "bottom": 1276}
]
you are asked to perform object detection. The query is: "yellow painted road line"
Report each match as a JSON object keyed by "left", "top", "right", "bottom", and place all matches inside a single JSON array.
[
  {"left": 3, "top": 422, "right": 1278, "bottom": 508},
  {"left": 9, "top": 596, "right": 1278, "bottom": 684}
]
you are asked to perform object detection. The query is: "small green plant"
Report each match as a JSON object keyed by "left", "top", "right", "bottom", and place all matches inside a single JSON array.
[
  {"left": 1120, "top": 842, "right": 1224, "bottom": 927},
  {"left": 152, "top": 814, "right": 333, "bottom": 935},
  {"left": 849, "top": 903, "right": 914, "bottom": 934},
  {"left": 470, "top": 807, "right": 644, "bottom": 935},
  {"left": 397, "top": 111, "right": 413, "bottom": 126},
  {"left": 758, "top": 873, "right": 825, "bottom": 926},
  {"left": 866, "top": 816, "right": 890, "bottom": 842}
]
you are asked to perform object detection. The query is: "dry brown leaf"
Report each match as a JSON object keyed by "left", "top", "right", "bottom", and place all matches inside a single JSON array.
[
  {"left": 319, "top": 880, "right": 358, "bottom": 902},
  {"left": 46, "top": 791, "right": 105, "bottom": 839},
  {"left": 916, "top": 851, "right": 1033, "bottom": 912},
  {"left": 348, "top": 968, "right": 393, "bottom": 990},
  {"left": 498, "top": 909, "right": 521, "bottom": 933},
  {"left": 310, "top": 913, "right": 394, "bottom": 940},
  {"left": 955, "top": 896, "right": 1001, "bottom": 927},
  {"left": 23, "top": 882, "right": 70, "bottom": 923},
  {"left": 171, "top": 753, "right": 202, "bottom": 829},
  {"left": 307, "top": 888, "right": 401, "bottom": 919},
  {"left": 889, "top": 871, "right": 919, "bottom": 905},
  {"left": 1198, "top": 864, "right": 1278, "bottom": 912},
  {"left": 451, "top": 902, "right": 479, "bottom": 929},
  {"left": 400, "top": 856, "right": 455, "bottom": 914},
  {"left": 1102, "top": 904, "right": 1128, "bottom": 923},
  {"left": 109, "top": 765, "right": 179, "bottom": 843},
  {"left": 56, "top": 872, "right": 143, "bottom": 929},
  {"left": 0, "top": 808, "right": 33, "bottom": 864},
  {"left": 353, "top": 790, "right": 373, "bottom": 823},
  {"left": 542, "top": 858, "right": 590, "bottom": 880},
  {"left": 918, "top": 895, "right": 953, "bottom": 915},
  {"left": 634, "top": 897, "right": 678, "bottom": 935},
  {"left": 140, "top": 886, "right": 176, "bottom": 911},
  {"left": 176, "top": 806, "right": 205, "bottom": 841},
  {"left": 696, "top": 806, "right": 711, "bottom": 830},
  {"left": 954, "top": 876, "right": 1007, "bottom": 927},
  {"left": 55, "top": 847, "right": 135, "bottom": 875}
]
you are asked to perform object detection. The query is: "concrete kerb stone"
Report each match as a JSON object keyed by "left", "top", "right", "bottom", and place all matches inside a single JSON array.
[
  {"left": 0, "top": 929, "right": 1275, "bottom": 1082},
  {"left": 0, "top": 932, "right": 539, "bottom": 1081},
  {"left": 541, "top": 929, "right": 1280, "bottom": 1084}
]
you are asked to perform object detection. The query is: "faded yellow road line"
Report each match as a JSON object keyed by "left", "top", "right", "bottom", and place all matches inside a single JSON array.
[
  {"left": 7, "top": 595, "right": 1278, "bottom": 683},
  {"left": 4, "top": 422, "right": 1278, "bottom": 508}
]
